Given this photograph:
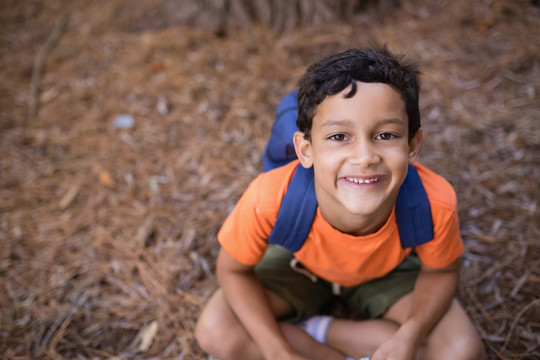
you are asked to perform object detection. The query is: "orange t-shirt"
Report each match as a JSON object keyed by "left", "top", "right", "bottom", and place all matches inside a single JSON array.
[{"left": 218, "top": 160, "right": 464, "bottom": 287}]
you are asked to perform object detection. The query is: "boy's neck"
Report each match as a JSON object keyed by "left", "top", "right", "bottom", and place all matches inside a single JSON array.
[{"left": 319, "top": 203, "right": 394, "bottom": 237}]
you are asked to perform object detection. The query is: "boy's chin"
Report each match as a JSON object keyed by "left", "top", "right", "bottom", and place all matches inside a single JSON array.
[
  {"left": 341, "top": 193, "right": 396, "bottom": 218},
  {"left": 343, "top": 203, "right": 393, "bottom": 221}
]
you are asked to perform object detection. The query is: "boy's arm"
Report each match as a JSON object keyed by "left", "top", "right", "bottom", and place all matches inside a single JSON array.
[
  {"left": 216, "top": 248, "right": 306, "bottom": 360},
  {"left": 372, "top": 258, "right": 460, "bottom": 360}
]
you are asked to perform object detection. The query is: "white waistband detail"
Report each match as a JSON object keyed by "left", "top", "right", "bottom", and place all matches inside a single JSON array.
[
  {"left": 289, "top": 258, "right": 318, "bottom": 283},
  {"left": 332, "top": 282, "right": 341, "bottom": 296}
]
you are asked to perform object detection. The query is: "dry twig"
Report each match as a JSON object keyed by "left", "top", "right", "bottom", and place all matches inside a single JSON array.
[{"left": 28, "top": 13, "right": 69, "bottom": 121}]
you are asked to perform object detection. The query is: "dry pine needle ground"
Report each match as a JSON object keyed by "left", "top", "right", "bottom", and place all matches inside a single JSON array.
[{"left": 0, "top": 0, "right": 539, "bottom": 359}]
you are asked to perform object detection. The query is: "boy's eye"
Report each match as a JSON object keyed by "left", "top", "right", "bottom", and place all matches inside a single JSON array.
[
  {"left": 376, "top": 132, "right": 396, "bottom": 140},
  {"left": 329, "top": 134, "right": 347, "bottom": 141}
]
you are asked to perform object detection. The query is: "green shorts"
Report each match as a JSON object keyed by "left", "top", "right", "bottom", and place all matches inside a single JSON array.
[{"left": 255, "top": 245, "right": 421, "bottom": 323}]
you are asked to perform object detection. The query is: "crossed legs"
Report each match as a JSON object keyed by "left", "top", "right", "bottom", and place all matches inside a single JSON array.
[
  {"left": 195, "top": 289, "right": 485, "bottom": 360},
  {"left": 195, "top": 289, "right": 351, "bottom": 360}
]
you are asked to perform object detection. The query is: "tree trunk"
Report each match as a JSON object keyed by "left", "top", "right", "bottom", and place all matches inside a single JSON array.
[{"left": 167, "top": 0, "right": 399, "bottom": 35}]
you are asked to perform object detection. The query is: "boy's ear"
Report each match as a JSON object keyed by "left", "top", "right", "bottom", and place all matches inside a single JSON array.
[
  {"left": 408, "top": 128, "right": 424, "bottom": 164},
  {"left": 293, "top": 131, "right": 313, "bottom": 168}
]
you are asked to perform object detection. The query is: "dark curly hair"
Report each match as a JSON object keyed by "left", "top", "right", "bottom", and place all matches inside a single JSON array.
[{"left": 297, "top": 46, "right": 421, "bottom": 140}]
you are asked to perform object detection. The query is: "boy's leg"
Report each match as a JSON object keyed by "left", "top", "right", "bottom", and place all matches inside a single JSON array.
[
  {"left": 315, "top": 252, "right": 418, "bottom": 358},
  {"left": 384, "top": 294, "right": 486, "bottom": 360},
  {"left": 195, "top": 289, "right": 264, "bottom": 359},
  {"left": 313, "top": 253, "right": 484, "bottom": 359},
  {"left": 196, "top": 245, "right": 352, "bottom": 359},
  {"left": 325, "top": 318, "right": 400, "bottom": 358},
  {"left": 195, "top": 288, "right": 350, "bottom": 360},
  {"left": 254, "top": 246, "right": 413, "bottom": 359}
]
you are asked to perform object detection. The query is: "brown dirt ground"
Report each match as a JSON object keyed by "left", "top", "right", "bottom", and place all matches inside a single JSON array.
[{"left": 1, "top": 0, "right": 539, "bottom": 359}]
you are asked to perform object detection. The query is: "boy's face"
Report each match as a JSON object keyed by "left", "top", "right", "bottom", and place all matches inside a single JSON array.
[{"left": 294, "top": 82, "right": 423, "bottom": 235}]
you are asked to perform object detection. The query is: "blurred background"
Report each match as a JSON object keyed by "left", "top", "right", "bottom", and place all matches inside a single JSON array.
[{"left": 1, "top": 0, "right": 538, "bottom": 358}]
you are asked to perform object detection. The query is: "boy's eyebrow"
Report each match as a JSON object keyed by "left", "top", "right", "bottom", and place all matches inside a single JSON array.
[
  {"left": 321, "top": 119, "right": 353, "bottom": 128},
  {"left": 321, "top": 118, "right": 405, "bottom": 127}
]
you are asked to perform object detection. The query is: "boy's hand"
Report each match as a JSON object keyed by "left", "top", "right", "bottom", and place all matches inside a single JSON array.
[
  {"left": 371, "top": 260, "right": 460, "bottom": 360},
  {"left": 371, "top": 342, "right": 414, "bottom": 360},
  {"left": 370, "top": 322, "right": 420, "bottom": 360}
]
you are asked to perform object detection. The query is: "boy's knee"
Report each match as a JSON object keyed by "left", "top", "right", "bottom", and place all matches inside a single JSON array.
[
  {"left": 195, "top": 291, "right": 256, "bottom": 359},
  {"left": 195, "top": 314, "right": 242, "bottom": 359},
  {"left": 194, "top": 316, "right": 214, "bottom": 355},
  {"left": 451, "top": 332, "right": 486, "bottom": 360},
  {"left": 426, "top": 327, "right": 486, "bottom": 360},
  {"left": 424, "top": 300, "right": 486, "bottom": 360}
]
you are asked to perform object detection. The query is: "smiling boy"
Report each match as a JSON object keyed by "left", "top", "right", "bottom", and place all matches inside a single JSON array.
[
  {"left": 302, "top": 81, "right": 414, "bottom": 237},
  {"left": 196, "top": 47, "right": 485, "bottom": 360}
]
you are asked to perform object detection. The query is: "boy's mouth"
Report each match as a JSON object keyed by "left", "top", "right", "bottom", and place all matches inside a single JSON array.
[{"left": 344, "top": 176, "right": 383, "bottom": 184}]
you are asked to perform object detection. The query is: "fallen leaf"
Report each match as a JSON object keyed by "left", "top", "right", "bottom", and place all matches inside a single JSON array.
[
  {"left": 59, "top": 183, "right": 80, "bottom": 209},
  {"left": 138, "top": 320, "right": 158, "bottom": 352},
  {"left": 99, "top": 170, "right": 116, "bottom": 188}
]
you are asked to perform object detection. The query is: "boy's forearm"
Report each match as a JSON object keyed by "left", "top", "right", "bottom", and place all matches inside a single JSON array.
[
  {"left": 398, "top": 261, "right": 460, "bottom": 348},
  {"left": 221, "top": 271, "right": 293, "bottom": 358},
  {"left": 216, "top": 250, "right": 296, "bottom": 359}
]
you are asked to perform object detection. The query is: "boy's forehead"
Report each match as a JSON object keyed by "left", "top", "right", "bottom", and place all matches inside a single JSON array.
[{"left": 314, "top": 82, "right": 407, "bottom": 120}]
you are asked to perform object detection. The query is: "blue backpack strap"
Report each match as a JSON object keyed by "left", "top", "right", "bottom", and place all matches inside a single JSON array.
[
  {"left": 395, "top": 165, "right": 434, "bottom": 248},
  {"left": 267, "top": 164, "right": 318, "bottom": 252},
  {"left": 268, "top": 164, "right": 433, "bottom": 252},
  {"left": 262, "top": 91, "right": 299, "bottom": 172}
]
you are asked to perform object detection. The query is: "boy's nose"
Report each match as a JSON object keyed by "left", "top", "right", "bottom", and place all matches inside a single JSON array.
[{"left": 349, "top": 140, "right": 381, "bottom": 167}]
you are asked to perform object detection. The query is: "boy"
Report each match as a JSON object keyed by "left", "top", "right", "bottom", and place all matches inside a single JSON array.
[{"left": 196, "top": 47, "right": 485, "bottom": 360}]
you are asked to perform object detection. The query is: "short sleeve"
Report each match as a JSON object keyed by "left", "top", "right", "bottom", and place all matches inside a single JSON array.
[
  {"left": 413, "top": 163, "right": 464, "bottom": 268},
  {"left": 217, "top": 162, "right": 295, "bottom": 266},
  {"left": 415, "top": 197, "right": 464, "bottom": 268}
]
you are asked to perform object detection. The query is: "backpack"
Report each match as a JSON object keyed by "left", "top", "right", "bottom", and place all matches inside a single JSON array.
[{"left": 262, "top": 91, "right": 434, "bottom": 252}]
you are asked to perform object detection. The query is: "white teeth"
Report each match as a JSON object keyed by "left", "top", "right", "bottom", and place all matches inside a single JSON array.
[{"left": 346, "top": 177, "right": 379, "bottom": 184}]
